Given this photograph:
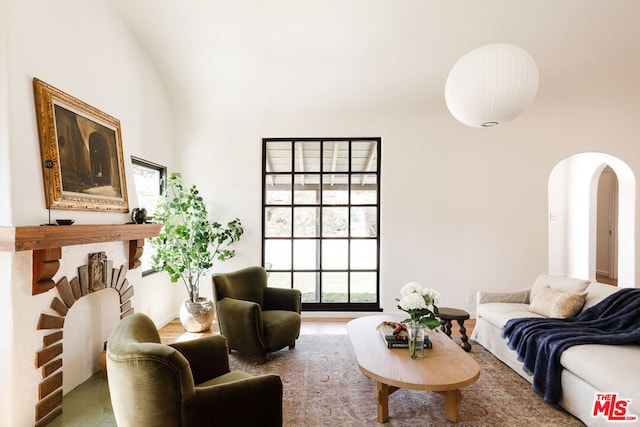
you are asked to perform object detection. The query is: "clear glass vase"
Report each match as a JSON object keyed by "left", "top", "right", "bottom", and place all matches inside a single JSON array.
[{"left": 408, "top": 321, "right": 425, "bottom": 359}]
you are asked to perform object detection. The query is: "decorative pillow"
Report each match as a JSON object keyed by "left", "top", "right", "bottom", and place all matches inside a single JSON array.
[
  {"left": 530, "top": 275, "right": 590, "bottom": 302},
  {"left": 529, "top": 286, "right": 588, "bottom": 318}
]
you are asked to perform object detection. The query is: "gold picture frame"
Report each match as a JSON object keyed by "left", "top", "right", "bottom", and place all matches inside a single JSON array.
[{"left": 33, "top": 78, "right": 129, "bottom": 212}]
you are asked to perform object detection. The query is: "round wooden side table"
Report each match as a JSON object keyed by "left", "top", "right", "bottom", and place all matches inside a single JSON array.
[{"left": 438, "top": 307, "right": 472, "bottom": 352}]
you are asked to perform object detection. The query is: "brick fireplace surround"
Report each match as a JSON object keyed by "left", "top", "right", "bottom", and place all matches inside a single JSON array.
[{"left": 0, "top": 223, "right": 161, "bottom": 426}]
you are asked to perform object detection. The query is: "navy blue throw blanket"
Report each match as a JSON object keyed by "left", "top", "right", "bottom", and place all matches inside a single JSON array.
[{"left": 502, "top": 288, "right": 640, "bottom": 405}]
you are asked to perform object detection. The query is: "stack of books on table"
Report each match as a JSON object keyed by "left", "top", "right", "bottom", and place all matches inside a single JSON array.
[{"left": 377, "top": 323, "right": 409, "bottom": 348}]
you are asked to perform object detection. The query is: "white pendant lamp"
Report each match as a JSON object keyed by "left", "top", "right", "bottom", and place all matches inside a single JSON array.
[{"left": 445, "top": 43, "right": 539, "bottom": 128}]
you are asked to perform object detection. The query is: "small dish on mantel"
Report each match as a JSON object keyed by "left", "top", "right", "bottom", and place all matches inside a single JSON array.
[{"left": 55, "top": 219, "right": 75, "bottom": 226}]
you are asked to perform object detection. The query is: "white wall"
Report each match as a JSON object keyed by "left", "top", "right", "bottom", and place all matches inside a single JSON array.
[
  {"left": 0, "top": 0, "right": 12, "bottom": 419},
  {"left": 0, "top": 0, "right": 179, "bottom": 425},
  {"left": 0, "top": 0, "right": 10, "bottom": 225},
  {"left": 171, "top": 62, "right": 640, "bottom": 319},
  {"left": 0, "top": 254, "right": 12, "bottom": 423},
  {"left": 175, "top": 104, "right": 544, "bottom": 313}
]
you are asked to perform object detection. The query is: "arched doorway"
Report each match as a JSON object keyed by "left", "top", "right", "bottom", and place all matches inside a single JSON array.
[{"left": 548, "top": 153, "right": 635, "bottom": 287}]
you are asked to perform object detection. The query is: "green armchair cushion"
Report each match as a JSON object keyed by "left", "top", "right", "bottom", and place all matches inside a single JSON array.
[{"left": 263, "top": 310, "right": 302, "bottom": 350}]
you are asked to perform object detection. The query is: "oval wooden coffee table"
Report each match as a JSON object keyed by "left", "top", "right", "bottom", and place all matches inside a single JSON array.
[{"left": 347, "top": 315, "right": 480, "bottom": 423}]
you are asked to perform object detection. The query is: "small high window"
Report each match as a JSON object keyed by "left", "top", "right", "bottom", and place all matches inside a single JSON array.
[{"left": 131, "top": 156, "right": 167, "bottom": 276}]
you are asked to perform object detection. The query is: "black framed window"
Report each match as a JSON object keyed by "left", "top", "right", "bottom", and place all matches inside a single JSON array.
[
  {"left": 262, "top": 138, "right": 381, "bottom": 311},
  {"left": 131, "top": 156, "right": 167, "bottom": 276}
]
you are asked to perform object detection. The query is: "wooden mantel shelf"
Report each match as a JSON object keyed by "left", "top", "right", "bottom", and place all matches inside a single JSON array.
[
  {"left": 0, "top": 223, "right": 162, "bottom": 295},
  {"left": 0, "top": 223, "right": 162, "bottom": 252}
]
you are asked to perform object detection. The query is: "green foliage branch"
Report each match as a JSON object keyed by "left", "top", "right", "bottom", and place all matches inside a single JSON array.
[{"left": 150, "top": 172, "right": 243, "bottom": 303}]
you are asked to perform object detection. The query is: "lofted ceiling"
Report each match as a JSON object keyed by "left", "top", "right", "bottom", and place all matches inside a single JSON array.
[{"left": 110, "top": 0, "right": 640, "bottom": 123}]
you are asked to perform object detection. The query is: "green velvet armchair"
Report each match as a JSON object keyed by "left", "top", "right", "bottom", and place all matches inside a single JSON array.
[
  {"left": 212, "top": 266, "right": 302, "bottom": 361},
  {"left": 106, "top": 313, "right": 283, "bottom": 426}
]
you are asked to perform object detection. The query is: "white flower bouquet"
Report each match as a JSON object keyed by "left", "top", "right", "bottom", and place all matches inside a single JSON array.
[{"left": 396, "top": 282, "right": 441, "bottom": 330}]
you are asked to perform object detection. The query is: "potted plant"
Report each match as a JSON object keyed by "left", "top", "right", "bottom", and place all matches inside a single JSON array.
[{"left": 150, "top": 172, "right": 243, "bottom": 332}]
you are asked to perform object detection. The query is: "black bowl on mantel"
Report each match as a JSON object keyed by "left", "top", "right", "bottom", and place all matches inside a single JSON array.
[{"left": 55, "top": 219, "right": 75, "bottom": 226}]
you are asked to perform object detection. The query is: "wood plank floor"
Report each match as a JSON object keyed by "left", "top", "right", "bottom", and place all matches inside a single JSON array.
[
  {"left": 596, "top": 273, "right": 618, "bottom": 286},
  {"left": 159, "top": 318, "right": 215, "bottom": 344},
  {"left": 159, "top": 317, "right": 476, "bottom": 344}
]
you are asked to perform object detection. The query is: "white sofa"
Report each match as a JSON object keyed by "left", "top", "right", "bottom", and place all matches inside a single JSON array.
[{"left": 471, "top": 274, "right": 640, "bottom": 426}]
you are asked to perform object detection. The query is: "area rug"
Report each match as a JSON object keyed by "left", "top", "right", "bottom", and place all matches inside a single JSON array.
[{"left": 229, "top": 333, "right": 585, "bottom": 427}]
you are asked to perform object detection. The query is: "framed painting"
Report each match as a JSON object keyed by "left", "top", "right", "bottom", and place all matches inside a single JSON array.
[{"left": 33, "top": 78, "right": 129, "bottom": 212}]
